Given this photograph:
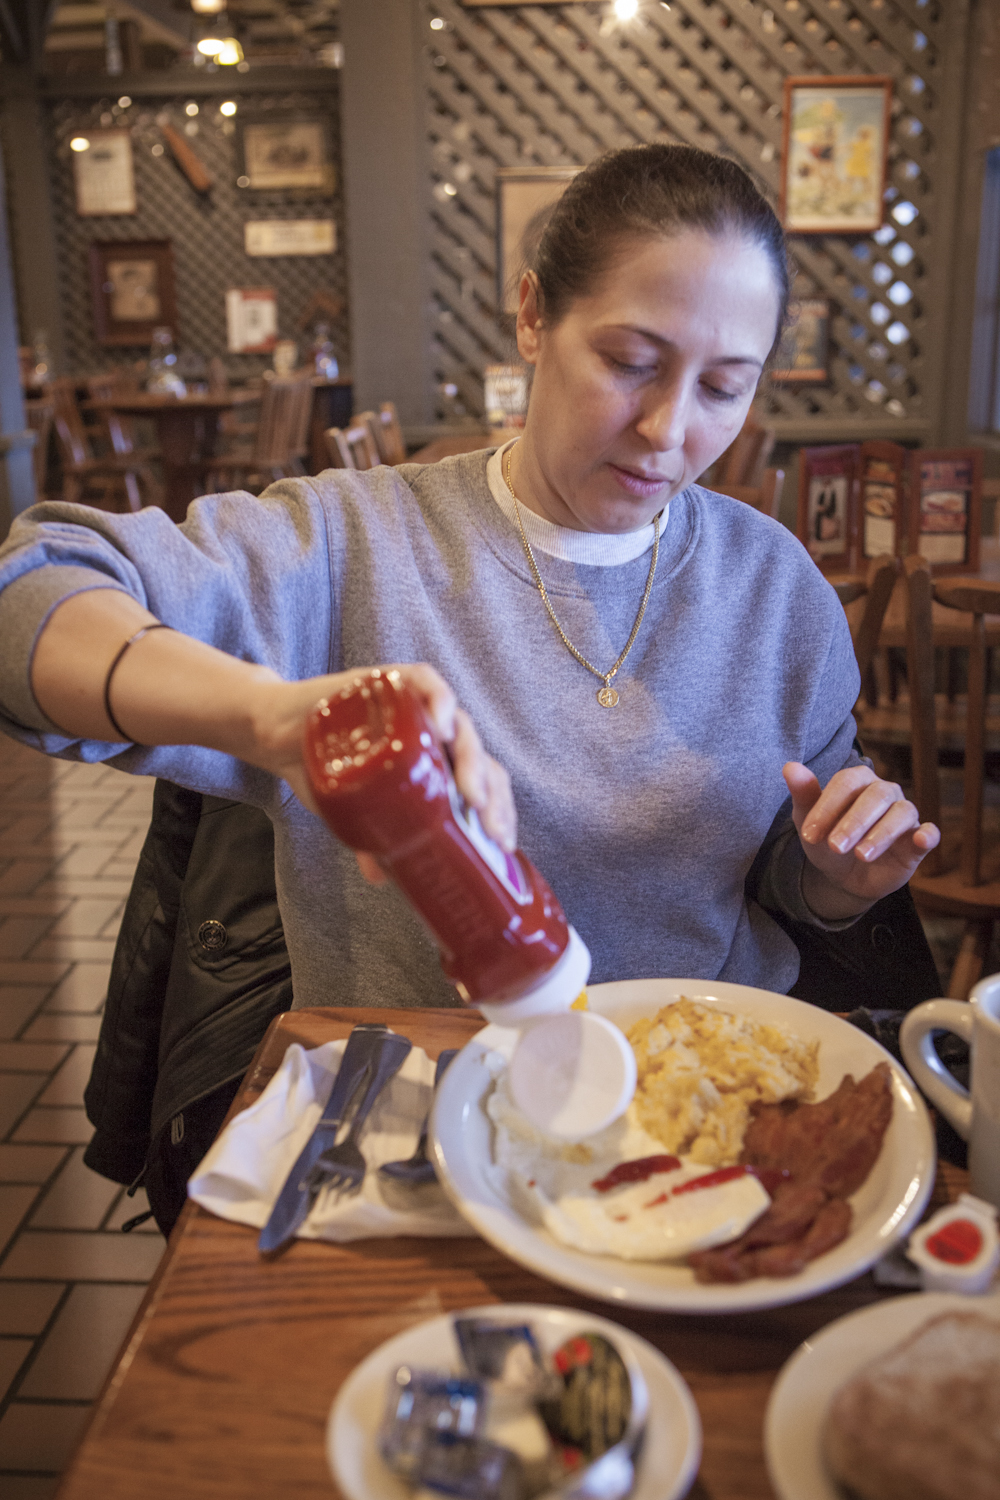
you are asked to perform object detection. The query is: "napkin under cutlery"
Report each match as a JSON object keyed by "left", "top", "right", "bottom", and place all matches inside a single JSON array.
[{"left": 188, "top": 1037, "right": 476, "bottom": 1242}]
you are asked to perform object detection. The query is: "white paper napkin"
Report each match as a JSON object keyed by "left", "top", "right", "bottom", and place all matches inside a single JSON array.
[{"left": 188, "top": 1037, "right": 476, "bottom": 1241}]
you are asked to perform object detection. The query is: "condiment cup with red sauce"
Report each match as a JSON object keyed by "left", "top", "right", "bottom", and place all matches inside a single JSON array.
[{"left": 906, "top": 1193, "right": 1000, "bottom": 1293}]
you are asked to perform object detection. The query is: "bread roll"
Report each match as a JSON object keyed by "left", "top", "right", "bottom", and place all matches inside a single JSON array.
[{"left": 822, "top": 1310, "right": 1000, "bottom": 1500}]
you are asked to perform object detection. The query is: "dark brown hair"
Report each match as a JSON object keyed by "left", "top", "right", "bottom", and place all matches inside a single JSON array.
[{"left": 531, "top": 144, "right": 790, "bottom": 353}]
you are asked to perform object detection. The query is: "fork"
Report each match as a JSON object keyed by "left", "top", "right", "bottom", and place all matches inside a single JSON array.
[
  {"left": 378, "top": 1048, "right": 458, "bottom": 1186},
  {"left": 306, "top": 1030, "right": 412, "bottom": 1199}
]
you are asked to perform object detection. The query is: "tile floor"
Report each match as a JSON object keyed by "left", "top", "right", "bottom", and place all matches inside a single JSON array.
[{"left": 0, "top": 733, "right": 164, "bottom": 1499}]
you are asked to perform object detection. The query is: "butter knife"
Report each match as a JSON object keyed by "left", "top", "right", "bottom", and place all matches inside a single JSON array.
[{"left": 258, "top": 1022, "right": 388, "bottom": 1254}]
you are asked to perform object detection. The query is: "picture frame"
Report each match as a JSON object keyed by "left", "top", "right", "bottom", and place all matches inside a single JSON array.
[
  {"left": 770, "top": 298, "right": 830, "bottom": 384},
  {"left": 797, "top": 444, "right": 860, "bottom": 574},
  {"left": 496, "top": 167, "right": 579, "bottom": 315},
  {"left": 780, "top": 76, "right": 893, "bottom": 235},
  {"left": 73, "top": 129, "right": 136, "bottom": 216},
  {"left": 909, "top": 449, "right": 983, "bottom": 575},
  {"left": 88, "top": 239, "right": 176, "bottom": 346},
  {"left": 225, "top": 288, "right": 278, "bottom": 353},
  {"left": 236, "top": 117, "right": 335, "bottom": 194},
  {"left": 858, "top": 440, "right": 907, "bottom": 561}
]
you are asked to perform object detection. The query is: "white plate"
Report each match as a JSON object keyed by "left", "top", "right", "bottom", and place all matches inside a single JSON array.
[
  {"left": 327, "top": 1302, "right": 702, "bottom": 1500},
  {"left": 764, "top": 1289, "right": 1000, "bottom": 1500},
  {"left": 429, "top": 978, "right": 936, "bottom": 1315}
]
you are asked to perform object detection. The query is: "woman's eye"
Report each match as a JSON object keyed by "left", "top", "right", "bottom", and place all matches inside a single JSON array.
[
  {"left": 610, "top": 357, "right": 656, "bottom": 376},
  {"left": 702, "top": 383, "right": 740, "bottom": 403}
]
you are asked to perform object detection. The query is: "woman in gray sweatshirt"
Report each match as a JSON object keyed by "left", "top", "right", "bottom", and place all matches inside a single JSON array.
[{"left": 0, "top": 145, "right": 938, "bottom": 1009}]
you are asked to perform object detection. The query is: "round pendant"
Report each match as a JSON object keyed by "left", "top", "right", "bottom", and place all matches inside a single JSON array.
[{"left": 597, "top": 685, "right": 619, "bottom": 708}]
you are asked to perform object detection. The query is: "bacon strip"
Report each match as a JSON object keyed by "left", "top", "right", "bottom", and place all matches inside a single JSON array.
[{"left": 688, "top": 1063, "right": 892, "bottom": 1284}]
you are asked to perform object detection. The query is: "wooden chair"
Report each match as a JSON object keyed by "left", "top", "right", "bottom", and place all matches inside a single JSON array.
[
  {"left": 831, "top": 554, "right": 899, "bottom": 684},
  {"left": 210, "top": 378, "right": 314, "bottom": 491},
  {"left": 49, "top": 377, "right": 154, "bottom": 512},
  {"left": 24, "top": 399, "right": 53, "bottom": 502},
  {"left": 324, "top": 422, "right": 382, "bottom": 471},
  {"left": 904, "top": 554, "right": 1000, "bottom": 997},
  {"left": 712, "top": 466, "right": 785, "bottom": 520},
  {"left": 364, "top": 402, "right": 407, "bottom": 465}
]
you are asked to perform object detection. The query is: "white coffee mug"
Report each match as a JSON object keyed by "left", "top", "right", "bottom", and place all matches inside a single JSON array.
[{"left": 900, "top": 973, "right": 1000, "bottom": 1209}]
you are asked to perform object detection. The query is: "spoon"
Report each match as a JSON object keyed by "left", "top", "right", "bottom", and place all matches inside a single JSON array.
[{"left": 378, "top": 1049, "right": 458, "bottom": 1186}]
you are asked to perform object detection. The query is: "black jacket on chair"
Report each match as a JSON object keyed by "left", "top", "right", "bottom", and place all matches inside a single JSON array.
[{"left": 83, "top": 781, "right": 292, "bottom": 1235}]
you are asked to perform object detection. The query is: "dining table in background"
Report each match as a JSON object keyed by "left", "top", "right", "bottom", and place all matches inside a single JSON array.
[
  {"left": 54, "top": 1004, "right": 966, "bottom": 1500},
  {"left": 88, "top": 389, "right": 262, "bottom": 523}
]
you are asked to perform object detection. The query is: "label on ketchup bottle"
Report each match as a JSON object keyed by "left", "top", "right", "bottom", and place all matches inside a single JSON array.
[{"left": 446, "top": 778, "right": 532, "bottom": 906}]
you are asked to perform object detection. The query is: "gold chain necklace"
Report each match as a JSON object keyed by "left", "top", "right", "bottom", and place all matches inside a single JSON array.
[{"left": 504, "top": 446, "right": 660, "bottom": 708}]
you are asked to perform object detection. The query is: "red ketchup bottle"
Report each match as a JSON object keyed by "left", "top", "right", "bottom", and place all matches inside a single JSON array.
[{"left": 303, "top": 669, "right": 591, "bottom": 1022}]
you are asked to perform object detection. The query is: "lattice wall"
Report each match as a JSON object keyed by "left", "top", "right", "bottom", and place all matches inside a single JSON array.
[
  {"left": 45, "top": 84, "right": 348, "bottom": 380},
  {"left": 422, "top": 0, "right": 954, "bottom": 433}
]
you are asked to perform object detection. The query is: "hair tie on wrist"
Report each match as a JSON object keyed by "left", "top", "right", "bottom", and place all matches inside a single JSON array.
[{"left": 103, "top": 622, "right": 172, "bottom": 743}]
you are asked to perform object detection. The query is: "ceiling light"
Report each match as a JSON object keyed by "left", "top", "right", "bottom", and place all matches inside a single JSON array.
[
  {"left": 70, "top": 137, "right": 90, "bottom": 152},
  {"left": 118, "top": 96, "right": 131, "bottom": 108},
  {"left": 614, "top": 0, "right": 639, "bottom": 17},
  {"left": 430, "top": 16, "right": 445, "bottom": 28},
  {"left": 197, "top": 36, "right": 224, "bottom": 56},
  {"left": 219, "top": 100, "right": 237, "bottom": 117},
  {"left": 191, "top": 0, "right": 226, "bottom": 13},
  {"left": 217, "top": 37, "right": 244, "bottom": 65},
  {"left": 185, "top": 101, "right": 200, "bottom": 115}
]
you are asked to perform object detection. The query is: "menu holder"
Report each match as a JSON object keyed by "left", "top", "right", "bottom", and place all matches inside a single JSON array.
[
  {"left": 908, "top": 448, "right": 983, "bottom": 575},
  {"left": 796, "top": 443, "right": 860, "bottom": 574},
  {"left": 859, "top": 440, "right": 907, "bottom": 562}
]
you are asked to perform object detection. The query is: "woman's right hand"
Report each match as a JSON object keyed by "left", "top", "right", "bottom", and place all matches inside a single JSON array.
[{"left": 249, "top": 663, "right": 518, "bottom": 879}]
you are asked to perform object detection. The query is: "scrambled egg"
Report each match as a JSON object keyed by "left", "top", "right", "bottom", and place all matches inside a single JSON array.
[{"left": 626, "top": 998, "right": 819, "bottom": 1165}]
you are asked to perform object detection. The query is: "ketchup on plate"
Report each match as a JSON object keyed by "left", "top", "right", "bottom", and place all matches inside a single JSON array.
[{"left": 304, "top": 670, "right": 590, "bottom": 1018}]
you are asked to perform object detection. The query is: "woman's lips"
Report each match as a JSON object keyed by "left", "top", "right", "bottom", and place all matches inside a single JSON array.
[{"left": 607, "top": 463, "right": 676, "bottom": 499}]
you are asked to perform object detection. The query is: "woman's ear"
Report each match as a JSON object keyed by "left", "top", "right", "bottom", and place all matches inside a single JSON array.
[{"left": 515, "top": 271, "right": 542, "bottom": 365}]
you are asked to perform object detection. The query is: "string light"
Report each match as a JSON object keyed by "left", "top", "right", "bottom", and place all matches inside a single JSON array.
[
  {"left": 197, "top": 36, "right": 224, "bottom": 55},
  {"left": 216, "top": 38, "right": 244, "bottom": 65},
  {"left": 220, "top": 100, "right": 238, "bottom": 117},
  {"left": 613, "top": 0, "right": 639, "bottom": 17},
  {"left": 191, "top": 0, "right": 226, "bottom": 12},
  {"left": 70, "top": 137, "right": 90, "bottom": 152}
]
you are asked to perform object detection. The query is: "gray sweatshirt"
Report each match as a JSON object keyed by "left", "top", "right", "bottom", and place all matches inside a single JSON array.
[{"left": 0, "top": 451, "right": 860, "bottom": 1008}]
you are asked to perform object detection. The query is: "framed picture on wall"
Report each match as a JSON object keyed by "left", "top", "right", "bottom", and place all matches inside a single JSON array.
[
  {"left": 237, "top": 118, "right": 335, "bottom": 193},
  {"left": 780, "top": 76, "right": 893, "bottom": 234},
  {"left": 770, "top": 298, "right": 830, "bottom": 384},
  {"left": 909, "top": 449, "right": 983, "bottom": 574},
  {"left": 797, "top": 444, "right": 860, "bottom": 573},
  {"left": 225, "top": 288, "right": 278, "bottom": 353},
  {"left": 496, "top": 167, "right": 579, "bottom": 315},
  {"left": 73, "top": 130, "right": 136, "bottom": 216},
  {"left": 89, "top": 240, "right": 176, "bottom": 345}
]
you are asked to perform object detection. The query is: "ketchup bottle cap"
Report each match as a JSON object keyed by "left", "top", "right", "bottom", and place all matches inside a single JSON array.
[{"left": 507, "top": 1011, "right": 638, "bottom": 1140}]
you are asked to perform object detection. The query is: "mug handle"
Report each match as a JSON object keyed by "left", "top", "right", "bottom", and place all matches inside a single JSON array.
[{"left": 899, "top": 999, "right": 974, "bottom": 1140}]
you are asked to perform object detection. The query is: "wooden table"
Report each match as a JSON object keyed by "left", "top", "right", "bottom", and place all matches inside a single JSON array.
[
  {"left": 409, "top": 429, "right": 520, "bottom": 464},
  {"left": 55, "top": 1006, "right": 964, "bottom": 1500},
  {"left": 90, "top": 390, "right": 261, "bottom": 523}
]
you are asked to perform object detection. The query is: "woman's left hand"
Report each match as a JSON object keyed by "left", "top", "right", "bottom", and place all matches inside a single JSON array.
[{"left": 783, "top": 762, "right": 940, "bottom": 921}]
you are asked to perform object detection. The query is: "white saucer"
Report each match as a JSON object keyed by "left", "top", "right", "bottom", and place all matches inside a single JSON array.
[{"left": 327, "top": 1302, "right": 702, "bottom": 1500}]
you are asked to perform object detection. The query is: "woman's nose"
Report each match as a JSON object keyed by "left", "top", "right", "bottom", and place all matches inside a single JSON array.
[{"left": 636, "top": 390, "right": 687, "bottom": 451}]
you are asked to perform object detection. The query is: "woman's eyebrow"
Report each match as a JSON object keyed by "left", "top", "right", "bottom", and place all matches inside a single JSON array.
[{"left": 610, "top": 325, "right": 764, "bottom": 369}]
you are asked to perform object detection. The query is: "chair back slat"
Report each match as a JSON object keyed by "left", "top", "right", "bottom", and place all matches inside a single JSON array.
[
  {"left": 372, "top": 402, "right": 406, "bottom": 464},
  {"left": 961, "top": 611, "right": 988, "bottom": 886},
  {"left": 325, "top": 422, "right": 382, "bottom": 471},
  {"left": 85, "top": 375, "right": 136, "bottom": 457},
  {"left": 853, "top": 555, "right": 898, "bottom": 682},
  {"left": 904, "top": 554, "right": 942, "bottom": 870},
  {"left": 250, "top": 379, "right": 310, "bottom": 470},
  {"left": 712, "top": 466, "right": 784, "bottom": 519},
  {"left": 49, "top": 378, "right": 91, "bottom": 466}
]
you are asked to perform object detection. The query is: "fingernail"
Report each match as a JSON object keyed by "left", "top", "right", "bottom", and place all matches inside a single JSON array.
[
  {"left": 801, "top": 825, "right": 816, "bottom": 844},
  {"left": 830, "top": 835, "right": 848, "bottom": 853}
]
